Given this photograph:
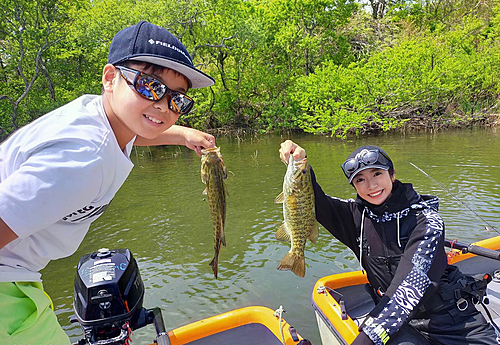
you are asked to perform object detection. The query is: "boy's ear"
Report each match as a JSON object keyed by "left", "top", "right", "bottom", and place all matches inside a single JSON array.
[{"left": 102, "top": 64, "right": 118, "bottom": 93}]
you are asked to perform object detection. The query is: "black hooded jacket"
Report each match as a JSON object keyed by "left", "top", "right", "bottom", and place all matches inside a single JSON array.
[{"left": 311, "top": 169, "right": 449, "bottom": 344}]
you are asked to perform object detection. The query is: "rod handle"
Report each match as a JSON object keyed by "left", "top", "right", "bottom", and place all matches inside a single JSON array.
[
  {"left": 466, "top": 244, "right": 500, "bottom": 261},
  {"left": 445, "top": 239, "right": 500, "bottom": 261}
]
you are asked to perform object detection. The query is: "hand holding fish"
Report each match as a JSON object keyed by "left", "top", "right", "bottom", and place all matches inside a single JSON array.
[
  {"left": 184, "top": 128, "right": 216, "bottom": 157},
  {"left": 279, "top": 140, "right": 307, "bottom": 164}
]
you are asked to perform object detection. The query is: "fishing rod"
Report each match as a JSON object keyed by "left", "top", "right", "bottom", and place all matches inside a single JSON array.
[
  {"left": 409, "top": 162, "right": 499, "bottom": 235},
  {"left": 444, "top": 239, "right": 500, "bottom": 261}
]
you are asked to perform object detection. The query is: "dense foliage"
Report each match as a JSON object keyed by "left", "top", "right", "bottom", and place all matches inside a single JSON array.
[{"left": 1, "top": 0, "right": 499, "bottom": 139}]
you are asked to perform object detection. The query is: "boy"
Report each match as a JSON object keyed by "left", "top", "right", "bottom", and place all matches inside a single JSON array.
[
  {"left": 280, "top": 140, "right": 497, "bottom": 344},
  {"left": 0, "top": 21, "right": 215, "bottom": 344}
]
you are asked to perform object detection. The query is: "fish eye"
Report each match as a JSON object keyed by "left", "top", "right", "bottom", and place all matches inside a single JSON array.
[{"left": 302, "top": 169, "right": 307, "bottom": 174}]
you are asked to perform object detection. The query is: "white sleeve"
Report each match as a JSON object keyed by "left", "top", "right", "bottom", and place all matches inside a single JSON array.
[{"left": 0, "top": 140, "right": 104, "bottom": 238}]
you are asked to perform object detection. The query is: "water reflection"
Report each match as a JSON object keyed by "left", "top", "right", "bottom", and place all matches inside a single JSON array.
[{"left": 42, "top": 128, "right": 500, "bottom": 344}]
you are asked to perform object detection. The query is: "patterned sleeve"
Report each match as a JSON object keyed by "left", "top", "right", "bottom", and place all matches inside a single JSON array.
[{"left": 361, "top": 208, "right": 448, "bottom": 345}]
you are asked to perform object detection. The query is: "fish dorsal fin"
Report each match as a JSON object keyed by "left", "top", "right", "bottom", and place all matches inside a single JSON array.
[
  {"left": 276, "top": 223, "right": 290, "bottom": 242},
  {"left": 274, "top": 192, "right": 284, "bottom": 204}
]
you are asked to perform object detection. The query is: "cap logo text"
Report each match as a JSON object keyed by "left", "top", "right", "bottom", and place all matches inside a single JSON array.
[{"left": 148, "top": 38, "right": 192, "bottom": 64}]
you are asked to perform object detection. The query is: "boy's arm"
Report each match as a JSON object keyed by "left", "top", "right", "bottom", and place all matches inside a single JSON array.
[
  {"left": 0, "top": 218, "right": 18, "bottom": 250},
  {"left": 134, "top": 125, "right": 215, "bottom": 156}
]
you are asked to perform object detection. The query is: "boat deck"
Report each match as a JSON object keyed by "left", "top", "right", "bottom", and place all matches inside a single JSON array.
[{"left": 164, "top": 306, "right": 305, "bottom": 345}]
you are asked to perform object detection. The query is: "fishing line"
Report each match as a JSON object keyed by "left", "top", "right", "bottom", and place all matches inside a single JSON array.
[{"left": 409, "top": 162, "right": 499, "bottom": 235}]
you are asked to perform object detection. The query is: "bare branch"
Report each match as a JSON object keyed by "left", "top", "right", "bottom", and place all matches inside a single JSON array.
[
  {"left": 195, "top": 35, "right": 236, "bottom": 51},
  {"left": 0, "top": 95, "right": 14, "bottom": 103}
]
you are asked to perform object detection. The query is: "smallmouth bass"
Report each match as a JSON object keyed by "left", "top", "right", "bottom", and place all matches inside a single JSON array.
[
  {"left": 274, "top": 155, "right": 319, "bottom": 277},
  {"left": 201, "top": 147, "right": 228, "bottom": 279}
]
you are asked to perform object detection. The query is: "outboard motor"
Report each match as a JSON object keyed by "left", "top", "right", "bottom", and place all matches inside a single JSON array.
[{"left": 72, "top": 248, "right": 170, "bottom": 345}]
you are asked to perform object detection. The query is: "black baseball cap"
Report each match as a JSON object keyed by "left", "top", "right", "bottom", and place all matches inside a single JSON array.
[
  {"left": 341, "top": 145, "right": 393, "bottom": 183},
  {"left": 108, "top": 21, "right": 215, "bottom": 89}
]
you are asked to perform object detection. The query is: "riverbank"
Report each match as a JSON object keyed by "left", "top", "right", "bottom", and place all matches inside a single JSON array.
[
  {"left": 359, "top": 111, "right": 500, "bottom": 136},
  {"left": 203, "top": 112, "right": 500, "bottom": 139}
]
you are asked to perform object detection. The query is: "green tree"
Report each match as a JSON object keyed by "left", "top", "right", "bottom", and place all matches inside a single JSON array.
[{"left": 0, "top": 0, "right": 498, "bottom": 138}]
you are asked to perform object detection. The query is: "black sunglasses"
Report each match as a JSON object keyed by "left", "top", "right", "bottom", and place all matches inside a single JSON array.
[{"left": 115, "top": 65, "right": 194, "bottom": 115}]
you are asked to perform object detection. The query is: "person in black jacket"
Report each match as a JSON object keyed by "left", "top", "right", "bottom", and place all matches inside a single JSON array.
[{"left": 279, "top": 140, "right": 498, "bottom": 345}]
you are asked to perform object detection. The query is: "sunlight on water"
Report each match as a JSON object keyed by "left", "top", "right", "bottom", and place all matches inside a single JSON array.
[{"left": 42, "top": 128, "right": 500, "bottom": 344}]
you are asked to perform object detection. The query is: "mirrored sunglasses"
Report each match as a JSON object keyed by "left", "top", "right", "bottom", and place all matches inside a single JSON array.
[
  {"left": 116, "top": 65, "right": 194, "bottom": 115},
  {"left": 341, "top": 149, "right": 390, "bottom": 177}
]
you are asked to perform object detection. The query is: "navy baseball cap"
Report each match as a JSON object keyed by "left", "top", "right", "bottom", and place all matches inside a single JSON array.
[
  {"left": 341, "top": 145, "right": 393, "bottom": 183},
  {"left": 108, "top": 21, "right": 214, "bottom": 89}
]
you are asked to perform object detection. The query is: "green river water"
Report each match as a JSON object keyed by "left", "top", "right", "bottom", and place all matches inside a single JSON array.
[{"left": 41, "top": 128, "right": 500, "bottom": 345}]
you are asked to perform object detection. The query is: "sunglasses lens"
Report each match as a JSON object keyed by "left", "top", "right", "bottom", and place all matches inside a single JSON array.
[
  {"left": 170, "top": 94, "right": 194, "bottom": 115},
  {"left": 119, "top": 66, "right": 194, "bottom": 114},
  {"left": 361, "top": 150, "right": 379, "bottom": 165},
  {"left": 343, "top": 158, "right": 358, "bottom": 173},
  {"left": 135, "top": 75, "right": 167, "bottom": 101}
]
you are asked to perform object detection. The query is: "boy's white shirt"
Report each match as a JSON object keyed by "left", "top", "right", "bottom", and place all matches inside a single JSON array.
[{"left": 0, "top": 95, "right": 135, "bottom": 282}]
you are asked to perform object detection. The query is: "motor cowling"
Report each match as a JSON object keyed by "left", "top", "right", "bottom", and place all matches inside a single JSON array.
[{"left": 73, "top": 248, "right": 145, "bottom": 344}]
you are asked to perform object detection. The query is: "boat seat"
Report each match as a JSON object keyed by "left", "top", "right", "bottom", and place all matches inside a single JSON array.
[
  {"left": 184, "top": 323, "right": 290, "bottom": 345},
  {"left": 331, "top": 284, "right": 375, "bottom": 327}
]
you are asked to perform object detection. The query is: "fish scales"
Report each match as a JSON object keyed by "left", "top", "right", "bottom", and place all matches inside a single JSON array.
[
  {"left": 274, "top": 155, "right": 319, "bottom": 277},
  {"left": 201, "top": 147, "right": 228, "bottom": 279}
]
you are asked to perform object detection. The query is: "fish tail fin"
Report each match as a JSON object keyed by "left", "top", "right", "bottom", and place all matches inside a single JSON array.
[
  {"left": 210, "top": 235, "right": 224, "bottom": 279},
  {"left": 277, "top": 252, "right": 305, "bottom": 278}
]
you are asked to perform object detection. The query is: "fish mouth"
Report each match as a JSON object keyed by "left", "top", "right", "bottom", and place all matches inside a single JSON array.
[
  {"left": 292, "top": 157, "right": 307, "bottom": 165},
  {"left": 292, "top": 159, "right": 308, "bottom": 172},
  {"left": 201, "top": 147, "right": 220, "bottom": 155}
]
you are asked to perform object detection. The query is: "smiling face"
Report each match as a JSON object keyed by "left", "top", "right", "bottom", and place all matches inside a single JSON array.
[
  {"left": 102, "top": 62, "right": 189, "bottom": 150},
  {"left": 352, "top": 168, "right": 394, "bottom": 205}
]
